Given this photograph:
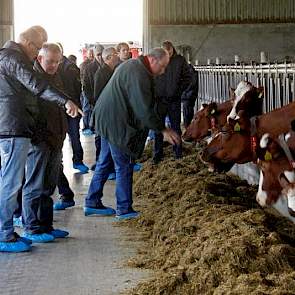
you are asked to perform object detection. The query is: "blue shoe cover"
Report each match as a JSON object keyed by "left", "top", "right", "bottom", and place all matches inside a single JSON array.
[
  {"left": 115, "top": 211, "right": 140, "bottom": 220},
  {"left": 73, "top": 163, "right": 89, "bottom": 173},
  {"left": 133, "top": 163, "right": 142, "bottom": 172},
  {"left": 50, "top": 229, "right": 69, "bottom": 238},
  {"left": 107, "top": 173, "right": 116, "bottom": 180},
  {"left": 18, "top": 237, "right": 32, "bottom": 245},
  {"left": 53, "top": 200, "right": 75, "bottom": 210},
  {"left": 84, "top": 206, "right": 116, "bottom": 216},
  {"left": 0, "top": 240, "right": 31, "bottom": 252},
  {"left": 13, "top": 216, "right": 23, "bottom": 228},
  {"left": 22, "top": 232, "right": 55, "bottom": 243}
]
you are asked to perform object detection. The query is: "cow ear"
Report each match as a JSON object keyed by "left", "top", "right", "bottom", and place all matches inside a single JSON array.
[
  {"left": 278, "top": 173, "right": 290, "bottom": 188},
  {"left": 229, "top": 88, "right": 235, "bottom": 100},
  {"left": 202, "top": 103, "right": 208, "bottom": 109}
]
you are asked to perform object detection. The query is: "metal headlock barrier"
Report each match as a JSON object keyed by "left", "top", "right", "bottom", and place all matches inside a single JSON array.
[{"left": 195, "top": 63, "right": 295, "bottom": 113}]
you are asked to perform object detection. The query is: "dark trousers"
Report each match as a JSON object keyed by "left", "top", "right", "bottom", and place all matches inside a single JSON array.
[
  {"left": 67, "top": 116, "right": 84, "bottom": 164},
  {"left": 182, "top": 99, "right": 196, "bottom": 128},
  {"left": 57, "top": 163, "right": 74, "bottom": 201},
  {"left": 154, "top": 100, "right": 182, "bottom": 159}
]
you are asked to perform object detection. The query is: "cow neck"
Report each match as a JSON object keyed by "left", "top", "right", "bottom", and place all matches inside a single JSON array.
[
  {"left": 277, "top": 134, "right": 295, "bottom": 169},
  {"left": 250, "top": 116, "right": 258, "bottom": 161}
]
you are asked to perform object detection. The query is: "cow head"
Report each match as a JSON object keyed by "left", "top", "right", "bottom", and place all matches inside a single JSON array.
[
  {"left": 256, "top": 132, "right": 295, "bottom": 222},
  {"left": 200, "top": 111, "right": 253, "bottom": 172},
  {"left": 182, "top": 102, "right": 219, "bottom": 143},
  {"left": 227, "top": 81, "right": 264, "bottom": 121}
]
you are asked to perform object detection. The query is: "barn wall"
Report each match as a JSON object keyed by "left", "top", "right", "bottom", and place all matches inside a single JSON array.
[
  {"left": 0, "top": 0, "right": 14, "bottom": 47},
  {"left": 149, "top": 23, "right": 295, "bottom": 64},
  {"left": 144, "top": 0, "right": 295, "bottom": 64}
]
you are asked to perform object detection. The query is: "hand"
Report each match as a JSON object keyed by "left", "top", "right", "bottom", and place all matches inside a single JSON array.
[
  {"left": 65, "top": 100, "right": 84, "bottom": 118},
  {"left": 162, "top": 128, "right": 181, "bottom": 145}
]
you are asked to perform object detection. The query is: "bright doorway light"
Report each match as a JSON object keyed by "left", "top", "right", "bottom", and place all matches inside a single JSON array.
[{"left": 14, "top": 0, "right": 143, "bottom": 63}]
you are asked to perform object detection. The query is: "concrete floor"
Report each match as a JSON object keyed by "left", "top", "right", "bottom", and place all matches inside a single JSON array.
[{"left": 0, "top": 134, "right": 148, "bottom": 295}]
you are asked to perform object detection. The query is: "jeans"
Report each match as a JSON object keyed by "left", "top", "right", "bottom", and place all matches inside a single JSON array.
[
  {"left": 154, "top": 100, "right": 182, "bottom": 159},
  {"left": 80, "top": 92, "right": 92, "bottom": 130},
  {"left": 67, "top": 115, "right": 84, "bottom": 164},
  {"left": 22, "top": 142, "right": 50, "bottom": 234},
  {"left": 0, "top": 137, "right": 31, "bottom": 241},
  {"left": 85, "top": 138, "right": 134, "bottom": 215}
]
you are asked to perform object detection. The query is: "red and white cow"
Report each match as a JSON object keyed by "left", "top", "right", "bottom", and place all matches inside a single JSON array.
[
  {"left": 256, "top": 132, "right": 295, "bottom": 222},
  {"left": 182, "top": 81, "right": 264, "bottom": 144}
]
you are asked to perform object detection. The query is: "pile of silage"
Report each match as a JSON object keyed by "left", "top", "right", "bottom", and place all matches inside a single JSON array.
[{"left": 122, "top": 144, "right": 295, "bottom": 295}]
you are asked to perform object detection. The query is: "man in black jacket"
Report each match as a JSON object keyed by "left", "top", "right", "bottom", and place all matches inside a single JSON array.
[
  {"left": 57, "top": 43, "right": 88, "bottom": 174},
  {"left": 0, "top": 27, "right": 80, "bottom": 252},
  {"left": 82, "top": 43, "right": 104, "bottom": 134},
  {"left": 153, "top": 41, "right": 192, "bottom": 163}
]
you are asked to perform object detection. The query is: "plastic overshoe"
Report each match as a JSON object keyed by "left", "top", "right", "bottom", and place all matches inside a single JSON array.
[
  {"left": 133, "top": 163, "right": 142, "bottom": 172},
  {"left": 53, "top": 200, "right": 75, "bottom": 210},
  {"left": 107, "top": 173, "right": 116, "bottom": 180},
  {"left": 0, "top": 240, "right": 31, "bottom": 252},
  {"left": 49, "top": 229, "right": 69, "bottom": 238},
  {"left": 115, "top": 211, "right": 140, "bottom": 220},
  {"left": 22, "top": 232, "right": 55, "bottom": 243},
  {"left": 73, "top": 163, "right": 89, "bottom": 173},
  {"left": 84, "top": 206, "right": 116, "bottom": 216}
]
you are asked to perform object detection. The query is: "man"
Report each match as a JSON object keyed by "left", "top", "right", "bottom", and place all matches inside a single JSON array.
[
  {"left": 80, "top": 48, "right": 94, "bottom": 135},
  {"left": 116, "top": 42, "right": 130, "bottom": 64},
  {"left": 91, "top": 47, "right": 119, "bottom": 173},
  {"left": 0, "top": 27, "right": 80, "bottom": 252},
  {"left": 84, "top": 48, "right": 180, "bottom": 219},
  {"left": 153, "top": 40, "right": 192, "bottom": 163},
  {"left": 20, "top": 43, "right": 71, "bottom": 242},
  {"left": 58, "top": 43, "right": 88, "bottom": 174},
  {"left": 82, "top": 43, "right": 104, "bottom": 132}
]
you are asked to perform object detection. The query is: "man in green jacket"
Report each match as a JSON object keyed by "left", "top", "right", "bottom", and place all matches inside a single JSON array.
[{"left": 84, "top": 48, "right": 180, "bottom": 219}]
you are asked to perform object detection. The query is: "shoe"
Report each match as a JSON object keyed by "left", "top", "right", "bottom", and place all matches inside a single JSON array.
[
  {"left": 73, "top": 163, "right": 89, "bottom": 173},
  {"left": 53, "top": 200, "right": 75, "bottom": 210},
  {"left": 0, "top": 240, "right": 31, "bottom": 252},
  {"left": 82, "top": 129, "right": 94, "bottom": 136},
  {"left": 91, "top": 163, "right": 96, "bottom": 171},
  {"left": 22, "top": 232, "right": 55, "bottom": 243},
  {"left": 13, "top": 216, "right": 23, "bottom": 228},
  {"left": 115, "top": 211, "right": 140, "bottom": 220},
  {"left": 84, "top": 206, "right": 116, "bottom": 216},
  {"left": 13, "top": 233, "right": 32, "bottom": 245},
  {"left": 49, "top": 229, "right": 69, "bottom": 238},
  {"left": 133, "top": 163, "right": 142, "bottom": 172},
  {"left": 107, "top": 173, "right": 116, "bottom": 180}
]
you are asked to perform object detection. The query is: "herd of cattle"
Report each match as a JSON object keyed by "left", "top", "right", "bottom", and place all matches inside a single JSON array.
[{"left": 182, "top": 81, "right": 295, "bottom": 223}]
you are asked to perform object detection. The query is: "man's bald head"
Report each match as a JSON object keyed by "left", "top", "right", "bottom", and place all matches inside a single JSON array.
[
  {"left": 18, "top": 27, "right": 45, "bottom": 61},
  {"left": 29, "top": 25, "right": 48, "bottom": 43}
]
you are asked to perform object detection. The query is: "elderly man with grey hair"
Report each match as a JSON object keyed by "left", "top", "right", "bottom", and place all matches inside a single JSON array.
[
  {"left": 81, "top": 43, "right": 105, "bottom": 136},
  {"left": 84, "top": 48, "right": 180, "bottom": 219},
  {"left": 0, "top": 27, "right": 80, "bottom": 252}
]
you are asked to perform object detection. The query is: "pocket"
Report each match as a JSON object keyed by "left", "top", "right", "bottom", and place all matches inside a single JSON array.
[{"left": 0, "top": 138, "right": 13, "bottom": 168}]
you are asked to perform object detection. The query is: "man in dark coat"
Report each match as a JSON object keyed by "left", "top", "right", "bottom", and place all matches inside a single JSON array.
[
  {"left": 91, "top": 47, "right": 119, "bottom": 172},
  {"left": 153, "top": 40, "right": 192, "bottom": 163},
  {"left": 81, "top": 43, "right": 104, "bottom": 135},
  {"left": 57, "top": 43, "right": 88, "bottom": 173},
  {"left": 0, "top": 27, "right": 80, "bottom": 252},
  {"left": 84, "top": 48, "right": 180, "bottom": 219}
]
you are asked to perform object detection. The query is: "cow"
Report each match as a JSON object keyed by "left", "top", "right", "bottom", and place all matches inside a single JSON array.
[
  {"left": 182, "top": 81, "right": 264, "bottom": 143},
  {"left": 256, "top": 132, "right": 295, "bottom": 222},
  {"left": 201, "top": 100, "right": 295, "bottom": 172}
]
